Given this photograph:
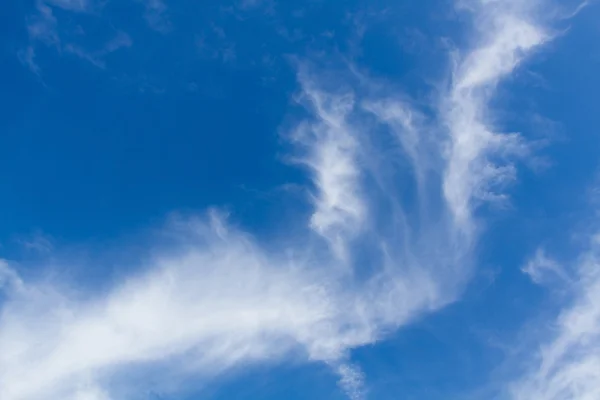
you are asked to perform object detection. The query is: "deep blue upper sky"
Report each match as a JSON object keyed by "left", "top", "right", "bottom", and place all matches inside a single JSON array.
[
  {"left": 1, "top": 1, "right": 600, "bottom": 400},
  {"left": 0, "top": 0, "right": 459, "bottom": 242}
]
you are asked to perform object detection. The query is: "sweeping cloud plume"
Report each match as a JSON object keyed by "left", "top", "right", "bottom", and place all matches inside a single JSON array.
[{"left": 1, "top": 0, "right": 590, "bottom": 399}]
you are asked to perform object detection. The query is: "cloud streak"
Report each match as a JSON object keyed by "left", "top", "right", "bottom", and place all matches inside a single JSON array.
[
  {"left": 21, "top": 0, "right": 133, "bottom": 73},
  {"left": 141, "top": 0, "right": 171, "bottom": 33},
  {"left": 510, "top": 234, "right": 600, "bottom": 400},
  {"left": 443, "top": 0, "right": 548, "bottom": 231}
]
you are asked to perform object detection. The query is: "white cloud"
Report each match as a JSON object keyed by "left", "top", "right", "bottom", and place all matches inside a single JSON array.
[
  {"left": 509, "top": 235, "right": 600, "bottom": 400},
  {"left": 64, "top": 31, "right": 132, "bottom": 68},
  {"left": 0, "top": 260, "right": 23, "bottom": 292},
  {"left": 522, "top": 248, "right": 571, "bottom": 285},
  {"left": 282, "top": 0, "right": 557, "bottom": 389},
  {"left": 21, "top": 2, "right": 62, "bottom": 73},
  {"left": 142, "top": 0, "right": 171, "bottom": 33},
  {"left": 21, "top": 1, "right": 132, "bottom": 72},
  {"left": 443, "top": 0, "right": 549, "bottom": 231},
  {"left": 18, "top": 46, "right": 42, "bottom": 76},
  {"left": 25, "top": 0, "right": 94, "bottom": 47},
  {"left": 103, "top": 31, "right": 133, "bottom": 53},
  {"left": 0, "top": 215, "right": 376, "bottom": 400},
  {"left": 290, "top": 69, "right": 365, "bottom": 260},
  {"left": 26, "top": 3, "right": 59, "bottom": 46},
  {"left": 3, "top": 0, "right": 568, "bottom": 399},
  {"left": 362, "top": 99, "right": 428, "bottom": 187},
  {"left": 336, "top": 363, "right": 366, "bottom": 400}
]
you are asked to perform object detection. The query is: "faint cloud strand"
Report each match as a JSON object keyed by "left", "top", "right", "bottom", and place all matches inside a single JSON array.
[
  {"left": 142, "top": 0, "right": 171, "bottom": 33},
  {"left": 21, "top": 0, "right": 132, "bottom": 73},
  {"left": 15, "top": 230, "right": 54, "bottom": 254},
  {"left": 522, "top": 248, "right": 571, "bottom": 285},
  {"left": 510, "top": 235, "right": 600, "bottom": 400},
  {"left": 443, "top": 0, "right": 549, "bottom": 232},
  {"left": 64, "top": 31, "right": 132, "bottom": 68}
]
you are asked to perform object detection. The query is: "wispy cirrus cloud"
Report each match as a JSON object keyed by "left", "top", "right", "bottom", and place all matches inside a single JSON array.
[
  {"left": 21, "top": 0, "right": 92, "bottom": 73},
  {"left": 141, "top": 0, "right": 171, "bottom": 33},
  {"left": 522, "top": 248, "right": 571, "bottom": 285},
  {"left": 443, "top": 0, "right": 549, "bottom": 231},
  {"left": 290, "top": 72, "right": 365, "bottom": 261},
  {"left": 510, "top": 232, "right": 600, "bottom": 400},
  {"left": 63, "top": 31, "right": 132, "bottom": 68},
  {"left": 21, "top": 0, "right": 134, "bottom": 73},
  {"left": 1, "top": 0, "right": 576, "bottom": 400},
  {"left": 0, "top": 213, "right": 378, "bottom": 400}
]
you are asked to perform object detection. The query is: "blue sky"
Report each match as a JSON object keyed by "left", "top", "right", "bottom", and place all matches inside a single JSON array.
[{"left": 1, "top": 0, "right": 600, "bottom": 399}]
